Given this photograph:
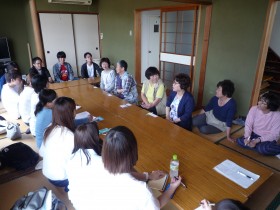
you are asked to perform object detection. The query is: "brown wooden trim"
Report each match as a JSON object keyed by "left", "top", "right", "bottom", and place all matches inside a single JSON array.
[
  {"left": 29, "top": 0, "right": 44, "bottom": 65},
  {"left": 162, "top": 0, "right": 212, "bottom": 5},
  {"left": 192, "top": 5, "right": 202, "bottom": 94},
  {"left": 161, "top": 5, "right": 198, "bottom": 12},
  {"left": 135, "top": 4, "right": 200, "bottom": 12},
  {"left": 196, "top": 5, "right": 212, "bottom": 109},
  {"left": 250, "top": 0, "right": 277, "bottom": 106},
  {"left": 134, "top": 10, "right": 141, "bottom": 84},
  {"left": 189, "top": 7, "right": 198, "bottom": 93},
  {"left": 37, "top": 11, "right": 98, "bottom": 15}
]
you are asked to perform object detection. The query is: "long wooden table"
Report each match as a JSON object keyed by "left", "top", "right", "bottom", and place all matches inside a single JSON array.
[
  {"left": 49, "top": 77, "right": 100, "bottom": 90},
  {"left": 53, "top": 82, "right": 273, "bottom": 210}
]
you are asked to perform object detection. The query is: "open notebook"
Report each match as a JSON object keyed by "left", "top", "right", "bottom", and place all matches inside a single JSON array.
[
  {"left": 214, "top": 159, "right": 260, "bottom": 189},
  {"left": 148, "top": 174, "right": 168, "bottom": 191}
]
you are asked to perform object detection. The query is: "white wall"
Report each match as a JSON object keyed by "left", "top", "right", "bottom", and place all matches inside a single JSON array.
[{"left": 270, "top": 2, "right": 280, "bottom": 56}]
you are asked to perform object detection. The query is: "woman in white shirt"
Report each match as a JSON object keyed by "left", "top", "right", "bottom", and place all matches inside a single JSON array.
[
  {"left": 67, "top": 123, "right": 168, "bottom": 210},
  {"left": 19, "top": 74, "right": 35, "bottom": 126},
  {"left": 39, "top": 97, "right": 76, "bottom": 192},
  {"left": 100, "top": 57, "right": 115, "bottom": 92},
  {"left": 29, "top": 74, "right": 48, "bottom": 136}
]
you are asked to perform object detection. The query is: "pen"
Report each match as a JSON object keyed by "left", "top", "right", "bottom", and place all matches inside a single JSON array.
[
  {"left": 237, "top": 171, "right": 254, "bottom": 180},
  {"left": 174, "top": 176, "right": 187, "bottom": 188},
  {"left": 245, "top": 136, "right": 251, "bottom": 146}
]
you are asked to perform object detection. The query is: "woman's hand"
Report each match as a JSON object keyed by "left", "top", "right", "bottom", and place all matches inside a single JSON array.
[
  {"left": 200, "top": 199, "right": 213, "bottom": 210},
  {"left": 170, "top": 176, "right": 182, "bottom": 190},
  {"left": 247, "top": 138, "right": 261, "bottom": 148},
  {"left": 148, "top": 171, "right": 166, "bottom": 180},
  {"left": 227, "top": 136, "right": 236, "bottom": 143},
  {"left": 173, "top": 118, "right": 181, "bottom": 123}
]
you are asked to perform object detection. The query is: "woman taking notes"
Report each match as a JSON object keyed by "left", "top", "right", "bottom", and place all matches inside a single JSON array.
[
  {"left": 141, "top": 67, "right": 166, "bottom": 115},
  {"left": 237, "top": 93, "right": 280, "bottom": 156},
  {"left": 166, "top": 73, "right": 195, "bottom": 131},
  {"left": 68, "top": 125, "right": 181, "bottom": 210}
]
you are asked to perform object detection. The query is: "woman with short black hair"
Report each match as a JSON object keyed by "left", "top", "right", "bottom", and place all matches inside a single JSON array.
[
  {"left": 237, "top": 92, "right": 280, "bottom": 155},
  {"left": 100, "top": 57, "right": 115, "bottom": 92},
  {"left": 166, "top": 73, "right": 195, "bottom": 131},
  {"left": 141, "top": 67, "right": 166, "bottom": 115},
  {"left": 29, "top": 57, "right": 53, "bottom": 83},
  {"left": 193, "top": 79, "right": 236, "bottom": 141}
]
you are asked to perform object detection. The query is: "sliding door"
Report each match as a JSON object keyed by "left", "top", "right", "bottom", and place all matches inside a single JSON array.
[
  {"left": 73, "top": 14, "right": 100, "bottom": 74},
  {"left": 160, "top": 7, "right": 198, "bottom": 91},
  {"left": 39, "top": 13, "right": 77, "bottom": 77}
]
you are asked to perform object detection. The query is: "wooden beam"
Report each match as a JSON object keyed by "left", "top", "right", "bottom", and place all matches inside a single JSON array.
[
  {"left": 162, "top": 0, "right": 212, "bottom": 5},
  {"left": 134, "top": 10, "right": 142, "bottom": 84},
  {"left": 250, "top": 0, "right": 277, "bottom": 106},
  {"left": 29, "top": 0, "right": 44, "bottom": 64},
  {"left": 196, "top": 5, "right": 212, "bottom": 108}
]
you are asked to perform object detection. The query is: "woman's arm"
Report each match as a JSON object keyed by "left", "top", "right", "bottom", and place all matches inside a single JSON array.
[
  {"left": 105, "top": 71, "right": 115, "bottom": 92},
  {"left": 157, "top": 176, "right": 181, "bottom": 208},
  {"left": 177, "top": 94, "right": 195, "bottom": 123}
]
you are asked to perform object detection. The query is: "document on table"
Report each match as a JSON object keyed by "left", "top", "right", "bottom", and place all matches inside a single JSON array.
[
  {"left": 213, "top": 159, "right": 260, "bottom": 189},
  {"left": 75, "top": 111, "right": 90, "bottom": 120}
]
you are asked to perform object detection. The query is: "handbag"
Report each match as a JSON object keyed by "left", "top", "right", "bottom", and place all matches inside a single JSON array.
[
  {"left": 6, "top": 122, "right": 22, "bottom": 140},
  {"left": 10, "top": 187, "right": 67, "bottom": 210},
  {"left": 0, "top": 142, "right": 39, "bottom": 170}
]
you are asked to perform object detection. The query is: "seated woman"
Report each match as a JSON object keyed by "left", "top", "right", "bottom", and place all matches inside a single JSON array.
[
  {"left": 113, "top": 60, "right": 138, "bottom": 104},
  {"left": 39, "top": 96, "right": 91, "bottom": 191},
  {"left": 35, "top": 92, "right": 92, "bottom": 149},
  {"left": 29, "top": 57, "right": 53, "bottom": 83},
  {"left": 67, "top": 123, "right": 168, "bottom": 210},
  {"left": 53, "top": 51, "right": 74, "bottom": 83},
  {"left": 141, "top": 67, "right": 166, "bottom": 115},
  {"left": 35, "top": 89, "right": 57, "bottom": 149},
  {"left": 237, "top": 93, "right": 280, "bottom": 156},
  {"left": 193, "top": 79, "right": 236, "bottom": 141},
  {"left": 81, "top": 52, "right": 102, "bottom": 78},
  {"left": 166, "top": 73, "right": 195, "bottom": 131},
  {"left": 100, "top": 57, "right": 115, "bottom": 92},
  {"left": 68, "top": 125, "right": 181, "bottom": 210}
]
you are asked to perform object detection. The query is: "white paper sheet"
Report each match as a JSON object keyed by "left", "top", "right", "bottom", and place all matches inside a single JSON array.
[{"left": 213, "top": 159, "right": 260, "bottom": 189}]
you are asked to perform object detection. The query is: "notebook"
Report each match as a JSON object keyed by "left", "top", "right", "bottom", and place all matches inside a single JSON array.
[
  {"left": 214, "top": 159, "right": 260, "bottom": 189},
  {"left": 148, "top": 174, "right": 168, "bottom": 191}
]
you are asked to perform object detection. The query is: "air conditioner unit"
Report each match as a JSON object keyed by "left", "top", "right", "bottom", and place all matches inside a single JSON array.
[{"left": 48, "top": 0, "right": 92, "bottom": 5}]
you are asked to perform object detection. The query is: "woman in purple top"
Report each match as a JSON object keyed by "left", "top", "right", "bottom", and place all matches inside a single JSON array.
[
  {"left": 193, "top": 80, "right": 236, "bottom": 141},
  {"left": 237, "top": 93, "right": 280, "bottom": 156}
]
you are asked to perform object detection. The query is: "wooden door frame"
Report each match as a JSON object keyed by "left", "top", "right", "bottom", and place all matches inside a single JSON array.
[
  {"left": 251, "top": 0, "right": 279, "bottom": 106},
  {"left": 134, "top": 3, "right": 212, "bottom": 108}
]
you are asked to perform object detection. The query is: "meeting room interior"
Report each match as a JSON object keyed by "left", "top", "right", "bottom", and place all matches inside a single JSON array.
[{"left": 0, "top": 0, "right": 279, "bottom": 209}]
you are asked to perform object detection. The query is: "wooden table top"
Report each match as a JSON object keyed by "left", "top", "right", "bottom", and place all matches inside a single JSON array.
[
  {"left": 53, "top": 83, "right": 273, "bottom": 210},
  {"left": 49, "top": 77, "right": 100, "bottom": 90}
]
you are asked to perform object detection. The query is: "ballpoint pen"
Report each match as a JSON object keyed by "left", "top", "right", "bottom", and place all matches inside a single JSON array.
[
  {"left": 174, "top": 176, "right": 187, "bottom": 188},
  {"left": 237, "top": 171, "right": 254, "bottom": 180},
  {"left": 245, "top": 136, "right": 251, "bottom": 146}
]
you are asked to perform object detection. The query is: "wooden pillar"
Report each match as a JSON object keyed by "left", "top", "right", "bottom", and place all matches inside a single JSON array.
[{"left": 29, "top": 0, "right": 44, "bottom": 63}]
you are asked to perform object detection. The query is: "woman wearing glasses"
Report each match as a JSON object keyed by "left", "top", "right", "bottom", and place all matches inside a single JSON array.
[
  {"left": 166, "top": 73, "right": 195, "bottom": 131},
  {"left": 237, "top": 92, "right": 280, "bottom": 156}
]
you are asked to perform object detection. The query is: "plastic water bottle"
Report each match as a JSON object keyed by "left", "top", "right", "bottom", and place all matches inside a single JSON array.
[{"left": 170, "top": 154, "right": 179, "bottom": 178}]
